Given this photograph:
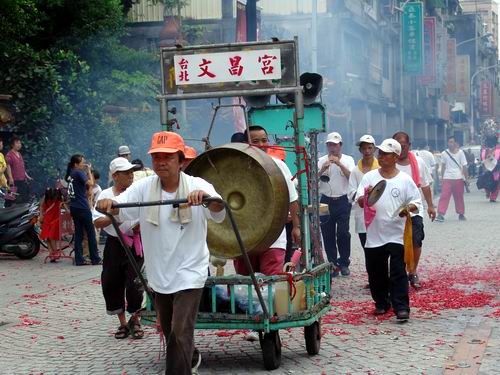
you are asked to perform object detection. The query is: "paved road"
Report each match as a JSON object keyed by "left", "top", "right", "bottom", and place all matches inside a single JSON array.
[{"left": 0, "top": 187, "right": 498, "bottom": 374}]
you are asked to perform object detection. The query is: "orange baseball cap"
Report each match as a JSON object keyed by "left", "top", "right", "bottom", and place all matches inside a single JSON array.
[
  {"left": 184, "top": 146, "right": 197, "bottom": 160},
  {"left": 148, "top": 131, "right": 185, "bottom": 154}
]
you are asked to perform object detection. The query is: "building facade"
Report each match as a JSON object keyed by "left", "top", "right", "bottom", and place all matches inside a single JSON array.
[{"left": 125, "top": 0, "right": 499, "bottom": 150}]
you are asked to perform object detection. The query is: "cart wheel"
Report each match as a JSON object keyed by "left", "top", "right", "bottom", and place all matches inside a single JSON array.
[
  {"left": 304, "top": 321, "right": 321, "bottom": 355},
  {"left": 261, "top": 330, "right": 281, "bottom": 370}
]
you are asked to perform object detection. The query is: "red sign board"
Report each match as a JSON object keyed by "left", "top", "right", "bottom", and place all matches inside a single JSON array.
[
  {"left": 445, "top": 39, "right": 456, "bottom": 94},
  {"left": 419, "top": 17, "right": 437, "bottom": 85},
  {"left": 479, "top": 81, "right": 493, "bottom": 117}
]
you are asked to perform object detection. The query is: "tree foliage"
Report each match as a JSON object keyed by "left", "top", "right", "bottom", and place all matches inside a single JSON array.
[{"left": 0, "top": 0, "right": 159, "bottom": 191}]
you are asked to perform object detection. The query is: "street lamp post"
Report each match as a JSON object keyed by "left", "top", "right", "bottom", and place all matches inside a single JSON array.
[
  {"left": 456, "top": 33, "right": 493, "bottom": 48},
  {"left": 469, "top": 63, "right": 499, "bottom": 140}
]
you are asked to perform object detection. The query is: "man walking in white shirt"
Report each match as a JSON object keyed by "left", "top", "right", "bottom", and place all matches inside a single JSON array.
[
  {"left": 348, "top": 135, "right": 379, "bottom": 249},
  {"left": 436, "top": 136, "right": 468, "bottom": 222},
  {"left": 97, "top": 131, "right": 225, "bottom": 375},
  {"left": 357, "top": 139, "right": 422, "bottom": 321},
  {"left": 318, "top": 132, "right": 355, "bottom": 277},
  {"left": 393, "top": 132, "right": 436, "bottom": 289},
  {"left": 93, "top": 157, "right": 144, "bottom": 340}
]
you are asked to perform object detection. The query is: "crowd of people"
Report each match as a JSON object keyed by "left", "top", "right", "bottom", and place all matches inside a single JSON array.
[{"left": 0, "top": 128, "right": 499, "bottom": 375}]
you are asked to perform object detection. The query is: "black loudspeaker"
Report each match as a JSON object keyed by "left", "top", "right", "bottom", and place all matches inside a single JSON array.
[
  {"left": 276, "top": 72, "right": 323, "bottom": 105},
  {"left": 301, "top": 72, "right": 323, "bottom": 105},
  {"left": 244, "top": 95, "right": 271, "bottom": 108}
]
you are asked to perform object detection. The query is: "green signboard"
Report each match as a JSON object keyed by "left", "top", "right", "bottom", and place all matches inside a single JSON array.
[{"left": 402, "top": 2, "right": 424, "bottom": 75}]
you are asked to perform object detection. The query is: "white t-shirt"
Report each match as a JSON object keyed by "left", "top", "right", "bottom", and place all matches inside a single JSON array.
[
  {"left": 92, "top": 187, "right": 139, "bottom": 237},
  {"left": 396, "top": 156, "right": 432, "bottom": 188},
  {"left": 356, "top": 170, "right": 422, "bottom": 249},
  {"left": 270, "top": 157, "right": 298, "bottom": 250},
  {"left": 113, "top": 175, "right": 225, "bottom": 294},
  {"left": 441, "top": 149, "right": 467, "bottom": 180},
  {"left": 92, "top": 184, "right": 102, "bottom": 202},
  {"left": 396, "top": 155, "right": 432, "bottom": 218},
  {"left": 348, "top": 167, "right": 367, "bottom": 234},
  {"left": 318, "top": 154, "right": 355, "bottom": 197},
  {"left": 415, "top": 150, "right": 436, "bottom": 175}
]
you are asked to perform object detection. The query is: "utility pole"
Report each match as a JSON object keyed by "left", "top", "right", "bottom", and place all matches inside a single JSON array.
[
  {"left": 312, "top": 0, "right": 318, "bottom": 72},
  {"left": 246, "top": 0, "right": 257, "bottom": 42}
]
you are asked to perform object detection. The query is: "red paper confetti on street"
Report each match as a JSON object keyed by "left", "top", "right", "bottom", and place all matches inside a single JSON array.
[{"left": 323, "top": 265, "right": 499, "bottom": 329}]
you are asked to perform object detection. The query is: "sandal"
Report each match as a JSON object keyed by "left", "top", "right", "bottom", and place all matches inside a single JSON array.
[
  {"left": 128, "top": 318, "right": 144, "bottom": 340},
  {"left": 114, "top": 324, "right": 130, "bottom": 339}
]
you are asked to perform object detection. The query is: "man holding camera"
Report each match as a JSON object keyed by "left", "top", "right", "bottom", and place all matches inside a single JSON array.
[{"left": 318, "top": 132, "right": 355, "bottom": 277}]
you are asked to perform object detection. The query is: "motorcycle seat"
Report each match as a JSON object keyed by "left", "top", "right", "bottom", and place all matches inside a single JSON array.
[{"left": 0, "top": 205, "right": 31, "bottom": 225}]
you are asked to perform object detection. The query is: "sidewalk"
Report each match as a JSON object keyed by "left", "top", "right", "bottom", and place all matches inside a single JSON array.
[{"left": 0, "top": 187, "right": 498, "bottom": 374}]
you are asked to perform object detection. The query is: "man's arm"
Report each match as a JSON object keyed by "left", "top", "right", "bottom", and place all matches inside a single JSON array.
[
  {"left": 330, "top": 156, "right": 351, "bottom": 179},
  {"left": 189, "top": 190, "right": 224, "bottom": 212},
  {"left": 440, "top": 163, "right": 446, "bottom": 180},
  {"left": 94, "top": 216, "right": 112, "bottom": 229},
  {"left": 421, "top": 186, "right": 436, "bottom": 221},
  {"left": 289, "top": 200, "right": 301, "bottom": 245}
]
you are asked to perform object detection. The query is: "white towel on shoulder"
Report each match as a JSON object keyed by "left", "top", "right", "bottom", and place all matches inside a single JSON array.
[{"left": 146, "top": 172, "right": 192, "bottom": 226}]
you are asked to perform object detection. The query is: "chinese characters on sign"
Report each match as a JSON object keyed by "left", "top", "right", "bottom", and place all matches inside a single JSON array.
[
  {"left": 455, "top": 55, "right": 470, "bottom": 112},
  {"left": 445, "top": 39, "right": 456, "bottom": 95},
  {"left": 402, "top": 2, "right": 424, "bottom": 75},
  {"left": 480, "top": 81, "right": 493, "bottom": 117},
  {"left": 419, "top": 17, "right": 436, "bottom": 85},
  {"left": 173, "top": 49, "right": 281, "bottom": 85}
]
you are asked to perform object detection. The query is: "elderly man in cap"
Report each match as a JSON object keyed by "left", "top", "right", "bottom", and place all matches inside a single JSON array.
[
  {"left": 93, "top": 157, "right": 144, "bottom": 340},
  {"left": 393, "top": 131, "right": 436, "bottom": 289},
  {"left": 357, "top": 139, "right": 422, "bottom": 321},
  {"left": 118, "top": 145, "right": 132, "bottom": 161},
  {"left": 348, "top": 134, "right": 378, "bottom": 250},
  {"left": 318, "top": 132, "right": 355, "bottom": 277},
  {"left": 97, "top": 131, "right": 225, "bottom": 375}
]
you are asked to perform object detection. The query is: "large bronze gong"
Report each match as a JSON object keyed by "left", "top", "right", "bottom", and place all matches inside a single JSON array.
[{"left": 185, "top": 143, "right": 290, "bottom": 259}]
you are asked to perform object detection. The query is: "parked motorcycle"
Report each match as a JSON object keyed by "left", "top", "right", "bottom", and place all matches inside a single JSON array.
[{"left": 0, "top": 197, "right": 40, "bottom": 259}]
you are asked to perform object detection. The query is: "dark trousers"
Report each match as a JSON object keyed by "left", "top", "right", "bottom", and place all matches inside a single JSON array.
[
  {"left": 364, "top": 243, "right": 409, "bottom": 313},
  {"left": 156, "top": 288, "right": 203, "bottom": 375},
  {"left": 320, "top": 195, "right": 351, "bottom": 267},
  {"left": 70, "top": 206, "right": 100, "bottom": 264},
  {"left": 101, "top": 236, "right": 144, "bottom": 315},
  {"left": 358, "top": 233, "right": 367, "bottom": 249},
  {"left": 284, "top": 221, "right": 294, "bottom": 263}
]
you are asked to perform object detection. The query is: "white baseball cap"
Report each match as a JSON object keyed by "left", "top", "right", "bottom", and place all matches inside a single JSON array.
[
  {"left": 356, "top": 134, "right": 376, "bottom": 146},
  {"left": 325, "top": 132, "right": 342, "bottom": 144},
  {"left": 109, "top": 157, "right": 138, "bottom": 174},
  {"left": 376, "top": 138, "right": 402, "bottom": 156},
  {"left": 118, "top": 145, "right": 131, "bottom": 155}
]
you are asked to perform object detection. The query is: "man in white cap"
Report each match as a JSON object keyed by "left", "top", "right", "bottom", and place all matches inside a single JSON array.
[
  {"left": 318, "top": 132, "right": 355, "bottom": 277},
  {"left": 393, "top": 132, "right": 436, "bottom": 289},
  {"left": 118, "top": 145, "right": 132, "bottom": 161},
  {"left": 348, "top": 135, "right": 378, "bottom": 249},
  {"left": 97, "top": 132, "right": 225, "bottom": 375},
  {"left": 93, "top": 157, "right": 144, "bottom": 340},
  {"left": 356, "top": 139, "right": 422, "bottom": 321}
]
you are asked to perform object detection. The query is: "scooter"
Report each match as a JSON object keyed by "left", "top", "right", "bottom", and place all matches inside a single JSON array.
[{"left": 0, "top": 196, "right": 40, "bottom": 259}]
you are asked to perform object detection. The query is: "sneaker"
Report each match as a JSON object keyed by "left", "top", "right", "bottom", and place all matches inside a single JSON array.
[
  {"left": 191, "top": 348, "right": 201, "bottom": 374},
  {"left": 374, "top": 306, "right": 389, "bottom": 316},
  {"left": 458, "top": 214, "right": 466, "bottom": 221},
  {"left": 244, "top": 331, "right": 259, "bottom": 342},
  {"left": 408, "top": 273, "right": 421, "bottom": 289},
  {"left": 75, "top": 259, "right": 91, "bottom": 266},
  {"left": 331, "top": 270, "right": 340, "bottom": 279},
  {"left": 490, "top": 199, "right": 497, "bottom": 203},
  {"left": 340, "top": 266, "right": 350, "bottom": 276},
  {"left": 435, "top": 214, "right": 445, "bottom": 222},
  {"left": 396, "top": 310, "right": 410, "bottom": 321}
]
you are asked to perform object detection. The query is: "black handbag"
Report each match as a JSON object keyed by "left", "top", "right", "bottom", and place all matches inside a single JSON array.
[{"left": 476, "top": 171, "right": 496, "bottom": 191}]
